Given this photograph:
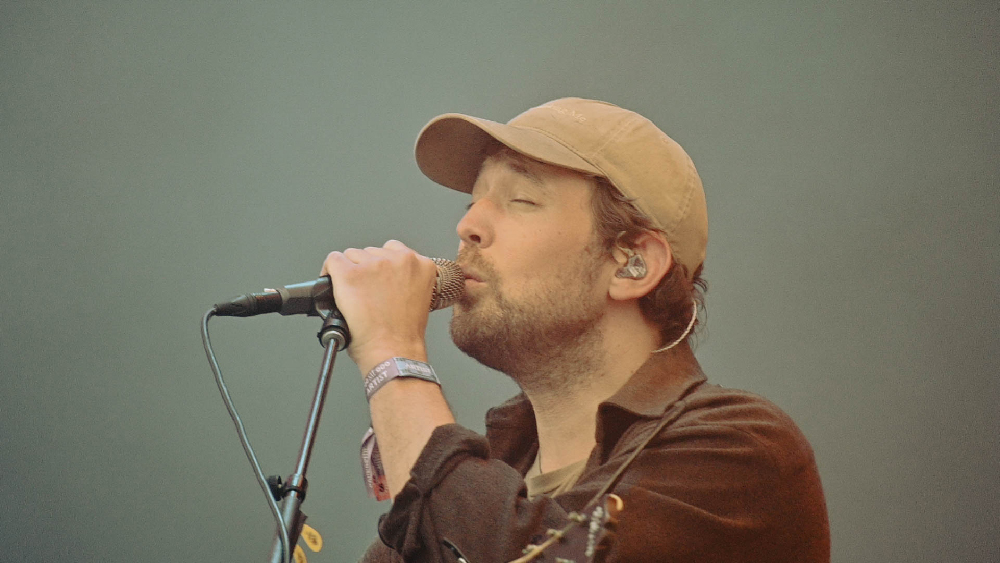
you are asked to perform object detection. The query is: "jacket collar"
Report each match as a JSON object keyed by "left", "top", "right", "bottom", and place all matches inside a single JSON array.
[
  {"left": 484, "top": 350, "right": 706, "bottom": 471},
  {"left": 599, "top": 348, "right": 706, "bottom": 418}
]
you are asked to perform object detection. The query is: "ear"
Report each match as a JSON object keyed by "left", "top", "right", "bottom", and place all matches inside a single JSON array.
[{"left": 608, "top": 231, "right": 672, "bottom": 302}]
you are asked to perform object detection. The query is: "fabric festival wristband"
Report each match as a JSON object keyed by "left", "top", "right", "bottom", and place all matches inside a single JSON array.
[
  {"left": 363, "top": 357, "right": 440, "bottom": 402},
  {"left": 360, "top": 426, "right": 390, "bottom": 501}
]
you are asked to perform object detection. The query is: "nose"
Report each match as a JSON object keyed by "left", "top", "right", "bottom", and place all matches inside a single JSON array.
[{"left": 456, "top": 199, "right": 493, "bottom": 249}]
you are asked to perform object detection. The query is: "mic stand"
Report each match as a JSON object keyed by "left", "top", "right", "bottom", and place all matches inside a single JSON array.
[{"left": 266, "top": 313, "right": 350, "bottom": 563}]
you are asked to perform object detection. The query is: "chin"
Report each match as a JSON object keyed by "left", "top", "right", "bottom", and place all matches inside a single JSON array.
[{"left": 450, "top": 305, "right": 498, "bottom": 355}]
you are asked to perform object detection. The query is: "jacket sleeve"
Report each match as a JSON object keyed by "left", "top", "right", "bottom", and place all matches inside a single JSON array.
[
  {"left": 358, "top": 539, "right": 403, "bottom": 563},
  {"left": 376, "top": 423, "right": 569, "bottom": 563}
]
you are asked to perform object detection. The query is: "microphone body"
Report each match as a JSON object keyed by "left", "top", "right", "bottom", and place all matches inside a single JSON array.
[{"left": 214, "top": 258, "right": 464, "bottom": 317}]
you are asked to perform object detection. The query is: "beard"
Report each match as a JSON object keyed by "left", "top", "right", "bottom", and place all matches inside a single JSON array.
[{"left": 450, "top": 246, "right": 607, "bottom": 390}]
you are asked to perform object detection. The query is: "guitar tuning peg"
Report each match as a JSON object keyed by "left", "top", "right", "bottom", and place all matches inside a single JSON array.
[{"left": 604, "top": 494, "right": 624, "bottom": 516}]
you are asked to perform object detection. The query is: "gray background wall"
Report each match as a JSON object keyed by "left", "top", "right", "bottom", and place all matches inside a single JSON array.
[{"left": 2, "top": 2, "right": 996, "bottom": 562}]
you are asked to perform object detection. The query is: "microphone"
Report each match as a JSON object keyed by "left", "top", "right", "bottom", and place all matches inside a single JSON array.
[{"left": 213, "top": 258, "right": 465, "bottom": 317}]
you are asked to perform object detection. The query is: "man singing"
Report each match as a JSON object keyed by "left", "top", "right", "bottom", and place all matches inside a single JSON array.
[{"left": 322, "top": 98, "right": 830, "bottom": 562}]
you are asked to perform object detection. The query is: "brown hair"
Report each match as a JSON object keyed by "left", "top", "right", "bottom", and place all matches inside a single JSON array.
[{"left": 590, "top": 177, "right": 707, "bottom": 346}]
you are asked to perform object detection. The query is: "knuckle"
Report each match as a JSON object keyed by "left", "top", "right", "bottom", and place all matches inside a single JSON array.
[
  {"left": 413, "top": 255, "right": 435, "bottom": 278},
  {"left": 402, "top": 251, "right": 422, "bottom": 268}
]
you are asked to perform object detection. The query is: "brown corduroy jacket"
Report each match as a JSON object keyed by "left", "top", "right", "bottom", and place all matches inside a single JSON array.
[{"left": 361, "top": 354, "right": 830, "bottom": 562}]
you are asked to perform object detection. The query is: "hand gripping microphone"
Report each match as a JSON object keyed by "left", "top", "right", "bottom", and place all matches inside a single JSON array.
[{"left": 213, "top": 258, "right": 465, "bottom": 317}]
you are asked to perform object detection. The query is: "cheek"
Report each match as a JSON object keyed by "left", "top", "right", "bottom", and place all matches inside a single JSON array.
[
  {"left": 491, "top": 203, "right": 598, "bottom": 286},
  {"left": 507, "top": 237, "right": 596, "bottom": 291}
]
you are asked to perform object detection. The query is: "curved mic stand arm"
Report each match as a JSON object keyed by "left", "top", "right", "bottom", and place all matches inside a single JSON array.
[{"left": 266, "top": 313, "right": 350, "bottom": 563}]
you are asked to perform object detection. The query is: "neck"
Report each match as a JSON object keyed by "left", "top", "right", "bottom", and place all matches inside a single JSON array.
[{"left": 518, "top": 314, "right": 671, "bottom": 473}]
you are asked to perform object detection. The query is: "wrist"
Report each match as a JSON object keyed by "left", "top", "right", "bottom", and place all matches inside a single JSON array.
[
  {"left": 353, "top": 343, "right": 428, "bottom": 379},
  {"left": 364, "top": 357, "right": 440, "bottom": 402}
]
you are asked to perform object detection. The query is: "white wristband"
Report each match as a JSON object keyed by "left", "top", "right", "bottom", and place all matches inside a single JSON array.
[{"left": 363, "top": 357, "right": 440, "bottom": 401}]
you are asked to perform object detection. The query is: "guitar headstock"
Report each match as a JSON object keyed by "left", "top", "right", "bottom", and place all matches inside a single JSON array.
[{"left": 509, "top": 494, "right": 623, "bottom": 563}]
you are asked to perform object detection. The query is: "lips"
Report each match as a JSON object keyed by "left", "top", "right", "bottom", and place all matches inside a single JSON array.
[
  {"left": 457, "top": 250, "right": 491, "bottom": 286},
  {"left": 459, "top": 263, "right": 486, "bottom": 284}
]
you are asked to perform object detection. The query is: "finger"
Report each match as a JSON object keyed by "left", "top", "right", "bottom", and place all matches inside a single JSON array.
[
  {"left": 382, "top": 241, "right": 430, "bottom": 269},
  {"left": 356, "top": 243, "right": 419, "bottom": 264},
  {"left": 344, "top": 247, "right": 381, "bottom": 263},
  {"left": 383, "top": 239, "right": 410, "bottom": 252},
  {"left": 320, "top": 250, "right": 353, "bottom": 277},
  {"left": 363, "top": 245, "right": 396, "bottom": 257},
  {"left": 345, "top": 245, "right": 403, "bottom": 260}
]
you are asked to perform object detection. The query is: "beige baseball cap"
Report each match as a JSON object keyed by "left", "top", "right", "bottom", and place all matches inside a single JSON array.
[{"left": 414, "top": 97, "right": 708, "bottom": 278}]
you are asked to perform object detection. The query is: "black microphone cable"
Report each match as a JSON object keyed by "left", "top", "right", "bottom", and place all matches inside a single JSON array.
[
  {"left": 200, "top": 259, "right": 463, "bottom": 563},
  {"left": 201, "top": 308, "right": 292, "bottom": 563}
]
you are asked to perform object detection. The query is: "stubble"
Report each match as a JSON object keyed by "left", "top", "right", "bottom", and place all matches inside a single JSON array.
[{"left": 450, "top": 245, "right": 608, "bottom": 393}]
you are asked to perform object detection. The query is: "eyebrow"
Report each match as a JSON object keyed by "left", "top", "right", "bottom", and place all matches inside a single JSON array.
[
  {"left": 467, "top": 154, "right": 550, "bottom": 209},
  {"left": 505, "top": 159, "right": 547, "bottom": 190}
]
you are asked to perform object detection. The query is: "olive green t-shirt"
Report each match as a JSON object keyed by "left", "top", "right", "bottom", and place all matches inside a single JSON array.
[{"left": 524, "top": 455, "right": 588, "bottom": 500}]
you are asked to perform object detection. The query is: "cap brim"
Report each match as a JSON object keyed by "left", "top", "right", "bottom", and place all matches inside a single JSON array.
[{"left": 414, "top": 113, "right": 602, "bottom": 193}]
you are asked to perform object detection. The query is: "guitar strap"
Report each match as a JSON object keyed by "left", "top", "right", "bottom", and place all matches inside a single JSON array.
[{"left": 582, "top": 398, "right": 689, "bottom": 510}]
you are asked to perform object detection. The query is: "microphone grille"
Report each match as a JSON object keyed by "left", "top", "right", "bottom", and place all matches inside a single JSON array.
[{"left": 430, "top": 258, "right": 465, "bottom": 311}]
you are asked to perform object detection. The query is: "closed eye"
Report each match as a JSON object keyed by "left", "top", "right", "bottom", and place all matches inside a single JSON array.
[{"left": 511, "top": 199, "right": 537, "bottom": 205}]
